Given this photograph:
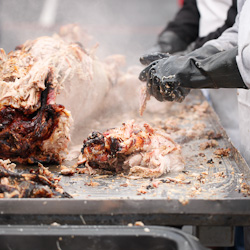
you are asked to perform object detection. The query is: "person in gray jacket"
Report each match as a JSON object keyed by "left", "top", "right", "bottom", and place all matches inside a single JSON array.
[
  {"left": 151, "top": 0, "right": 237, "bottom": 54},
  {"left": 150, "top": 0, "right": 241, "bottom": 151},
  {"left": 139, "top": 0, "right": 250, "bottom": 248}
]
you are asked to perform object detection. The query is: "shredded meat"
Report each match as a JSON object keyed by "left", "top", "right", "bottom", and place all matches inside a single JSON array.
[
  {"left": 139, "top": 86, "right": 151, "bottom": 116},
  {"left": 200, "top": 139, "right": 219, "bottom": 150},
  {"left": 77, "top": 120, "right": 184, "bottom": 178},
  {"left": 0, "top": 25, "right": 124, "bottom": 164},
  {"left": 214, "top": 148, "right": 231, "bottom": 157},
  {"left": 0, "top": 159, "right": 71, "bottom": 198}
]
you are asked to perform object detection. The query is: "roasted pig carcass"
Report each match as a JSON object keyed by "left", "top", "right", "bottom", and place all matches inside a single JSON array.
[
  {"left": 0, "top": 27, "right": 123, "bottom": 164},
  {"left": 0, "top": 42, "right": 73, "bottom": 164},
  {"left": 77, "top": 120, "right": 185, "bottom": 178}
]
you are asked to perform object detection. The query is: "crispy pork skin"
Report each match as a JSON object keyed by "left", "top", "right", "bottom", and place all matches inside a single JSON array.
[{"left": 77, "top": 120, "right": 185, "bottom": 178}]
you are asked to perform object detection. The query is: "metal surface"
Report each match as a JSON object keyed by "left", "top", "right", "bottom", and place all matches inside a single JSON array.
[{"left": 1, "top": 90, "right": 250, "bottom": 227}]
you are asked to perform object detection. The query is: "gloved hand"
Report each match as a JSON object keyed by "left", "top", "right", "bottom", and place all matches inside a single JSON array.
[
  {"left": 139, "top": 50, "right": 191, "bottom": 102},
  {"left": 140, "top": 52, "right": 170, "bottom": 66},
  {"left": 139, "top": 51, "right": 189, "bottom": 102},
  {"left": 149, "top": 31, "right": 189, "bottom": 54},
  {"left": 139, "top": 56, "right": 190, "bottom": 102},
  {"left": 139, "top": 45, "right": 248, "bottom": 102}
]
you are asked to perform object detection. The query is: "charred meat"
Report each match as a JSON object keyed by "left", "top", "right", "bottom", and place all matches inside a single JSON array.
[
  {"left": 77, "top": 120, "right": 185, "bottom": 178},
  {"left": 0, "top": 159, "right": 71, "bottom": 198},
  {"left": 0, "top": 83, "right": 70, "bottom": 164},
  {"left": 0, "top": 34, "right": 89, "bottom": 163}
]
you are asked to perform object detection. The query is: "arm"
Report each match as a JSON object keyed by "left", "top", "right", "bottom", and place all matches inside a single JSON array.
[
  {"left": 236, "top": 0, "right": 250, "bottom": 88},
  {"left": 139, "top": 1, "right": 250, "bottom": 103},
  {"left": 151, "top": 0, "right": 200, "bottom": 53},
  {"left": 204, "top": 11, "right": 239, "bottom": 51},
  {"left": 194, "top": 0, "right": 237, "bottom": 49},
  {"left": 139, "top": 45, "right": 247, "bottom": 102},
  {"left": 161, "top": 0, "right": 200, "bottom": 45}
]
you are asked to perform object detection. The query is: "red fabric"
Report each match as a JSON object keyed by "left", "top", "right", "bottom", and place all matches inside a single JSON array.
[{"left": 178, "top": 0, "right": 184, "bottom": 7}]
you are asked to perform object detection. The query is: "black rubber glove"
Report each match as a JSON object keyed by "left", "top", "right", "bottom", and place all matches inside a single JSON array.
[
  {"left": 140, "top": 52, "right": 170, "bottom": 66},
  {"left": 139, "top": 51, "right": 187, "bottom": 102},
  {"left": 139, "top": 46, "right": 247, "bottom": 102},
  {"left": 149, "top": 31, "right": 189, "bottom": 54},
  {"left": 139, "top": 53, "right": 190, "bottom": 102}
]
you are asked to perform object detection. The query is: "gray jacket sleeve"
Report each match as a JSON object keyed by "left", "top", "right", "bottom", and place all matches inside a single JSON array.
[
  {"left": 203, "top": 14, "right": 239, "bottom": 51},
  {"left": 236, "top": 0, "right": 250, "bottom": 88},
  {"left": 204, "top": 0, "right": 250, "bottom": 88}
]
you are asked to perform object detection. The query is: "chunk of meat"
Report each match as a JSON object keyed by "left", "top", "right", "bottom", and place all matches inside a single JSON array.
[
  {"left": 77, "top": 120, "right": 185, "bottom": 178},
  {"left": 214, "top": 148, "right": 231, "bottom": 157}
]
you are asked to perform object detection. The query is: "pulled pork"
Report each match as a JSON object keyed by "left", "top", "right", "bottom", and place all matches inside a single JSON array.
[
  {"left": 77, "top": 120, "right": 184, "bottom": 178},
  {"left": 0, "top": 159, "right": 70, "bottom": 198}
]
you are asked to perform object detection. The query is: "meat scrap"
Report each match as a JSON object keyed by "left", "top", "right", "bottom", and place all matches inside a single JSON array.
[
  {"left": 84, "top": 180, "right": 100, "bottom": 187},
  {"left": 60, "top": 165, "right": 75, "bottom": 176},
  {"left": 77, "top": 120, "right": 185, "bottom": 178},
  {"left": 192, "top": 101, "right": 209, "bottom": 114},
  {"left": 214, "top": 148, "right": 231, "bottom": 157},
  {"left": 205, "top": 130, "right": 223, "bottom": 140},
  {"left": 192, "top": 122, "right": 206, "bottom": 131},
  {"left": 200, "top": 139, "right": 219, "bottom": 150},
  {"left": 137, "top": 188, "right": 147, "bottom": 194},
  {"left": 139, "top": 86, "right": 151, "bottom": 116},
  {"left": 0, "top": 159, "right": 71, "bottom": 198},
  {"left": 240, "top": 182, "right": 250, "bottom": 196}
]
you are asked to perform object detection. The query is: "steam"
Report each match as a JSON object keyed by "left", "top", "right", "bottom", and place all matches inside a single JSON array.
[
  {"left": 0, "top": 0, "right": 178, "bottom": 63},
  {"left": 39, "top": 0, "right": 59, "bottom": 28},
  {"left": 0, "top": 0, "right": 179, "bottom": 158}
]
